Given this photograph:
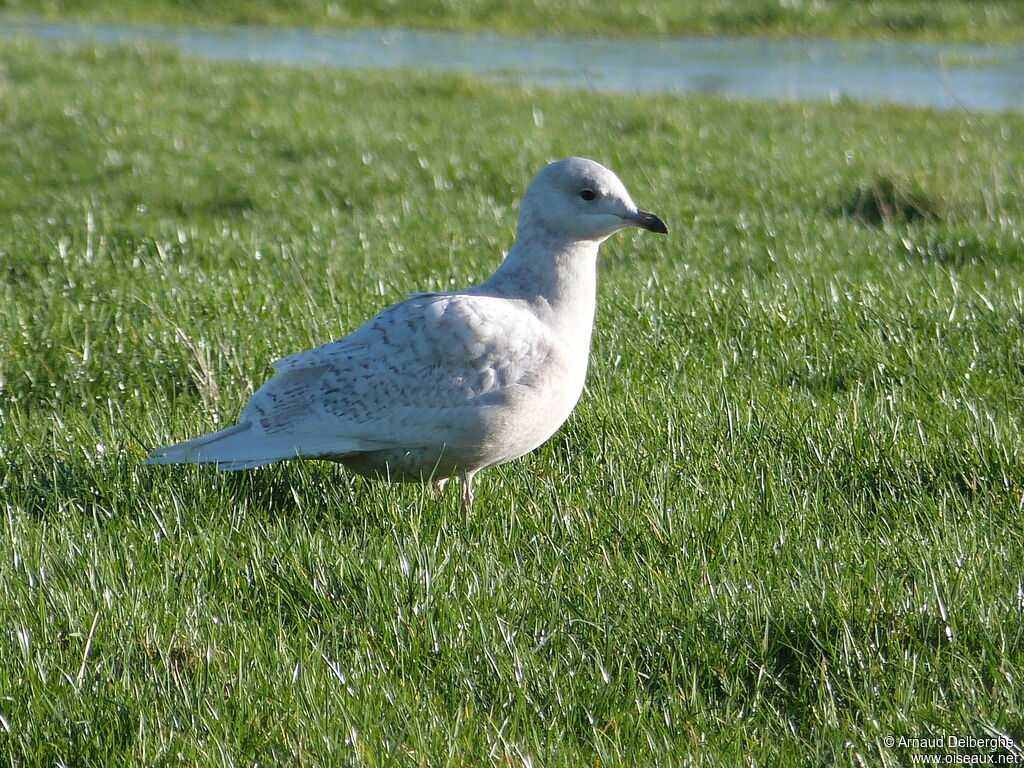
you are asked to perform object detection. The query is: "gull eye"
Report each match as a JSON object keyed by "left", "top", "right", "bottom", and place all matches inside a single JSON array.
[{"left": 580, "top": 188, "right": 596, "bottom": 201}]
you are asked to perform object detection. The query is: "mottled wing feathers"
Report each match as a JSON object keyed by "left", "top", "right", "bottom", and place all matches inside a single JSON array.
[{"left": 241, "top": 293, "right": 552, "bottom": 451}]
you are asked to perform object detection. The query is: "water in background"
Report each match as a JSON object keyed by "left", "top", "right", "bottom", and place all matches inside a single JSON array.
[{"left": 2, "top": 15, "right": 1022, "bottom": 111}]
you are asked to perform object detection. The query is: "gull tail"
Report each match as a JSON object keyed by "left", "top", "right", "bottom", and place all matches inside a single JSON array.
[
  {"left": 145, "top": 422, "right": 286, "bottom": 471},
  {"left": 145, "top": 421, "right": 374, "bottom": 470}
]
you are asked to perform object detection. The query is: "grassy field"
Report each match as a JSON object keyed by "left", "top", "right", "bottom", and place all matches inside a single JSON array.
[
  {"left": 3, "top": 0, "right": 1024, "bottom": 43},
  {"left": 2, "top": 38, "right": 1024, "bottom": 766}
]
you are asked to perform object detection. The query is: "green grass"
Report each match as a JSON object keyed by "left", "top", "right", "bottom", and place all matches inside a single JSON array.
[
  {"left": 2, "top": 38, "right": 1024, "bottom": 766},
  {"left": 3, "top": 0, "right": 1024, "bottom": 43}
]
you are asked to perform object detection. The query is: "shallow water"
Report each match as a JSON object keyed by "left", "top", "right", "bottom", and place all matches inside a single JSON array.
[{"left": 2, "top": 15, "right": 1022, "bottom": 111}]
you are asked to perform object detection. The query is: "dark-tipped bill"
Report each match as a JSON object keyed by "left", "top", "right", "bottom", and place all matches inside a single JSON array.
[{"left": 630, "top": 210, "right": 669, "bottom": 234}]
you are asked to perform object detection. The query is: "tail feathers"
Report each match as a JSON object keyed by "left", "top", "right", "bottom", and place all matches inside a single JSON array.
[
  {"left": 145, "top": 422, "right": 268, "bottom": 470},
  {"left": 145, "top": 421, "right": 372, "bottom": 470}
]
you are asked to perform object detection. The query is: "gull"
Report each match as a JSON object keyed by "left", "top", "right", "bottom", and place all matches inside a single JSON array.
[{"left": 146, "top": 157, "right": 667, "bottom": 510}]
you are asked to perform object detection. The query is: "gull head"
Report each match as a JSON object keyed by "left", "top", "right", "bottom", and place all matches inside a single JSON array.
[{"left": 518, "top": 157, "right": 668, "bottom": 244}]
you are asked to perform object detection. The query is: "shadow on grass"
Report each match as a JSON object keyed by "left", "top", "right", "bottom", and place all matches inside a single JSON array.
[
  {"left": 3, "top": 451, "right": 381, "bottom": 529},
  {"left": 3, "top": 455, "right": 115, "bottom": 521}
]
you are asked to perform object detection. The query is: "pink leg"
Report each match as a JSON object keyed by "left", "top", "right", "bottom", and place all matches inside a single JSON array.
[
  {"left": 460, "top": 471, "right": 476, "bottom": 515},
  {"left": 433, "top": 477, "right": 449, "bottom": 498}
]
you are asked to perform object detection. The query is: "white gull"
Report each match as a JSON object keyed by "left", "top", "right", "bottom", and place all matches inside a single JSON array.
[{"left": 145, "top": 157, "right": 667, "bottom": 509}]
